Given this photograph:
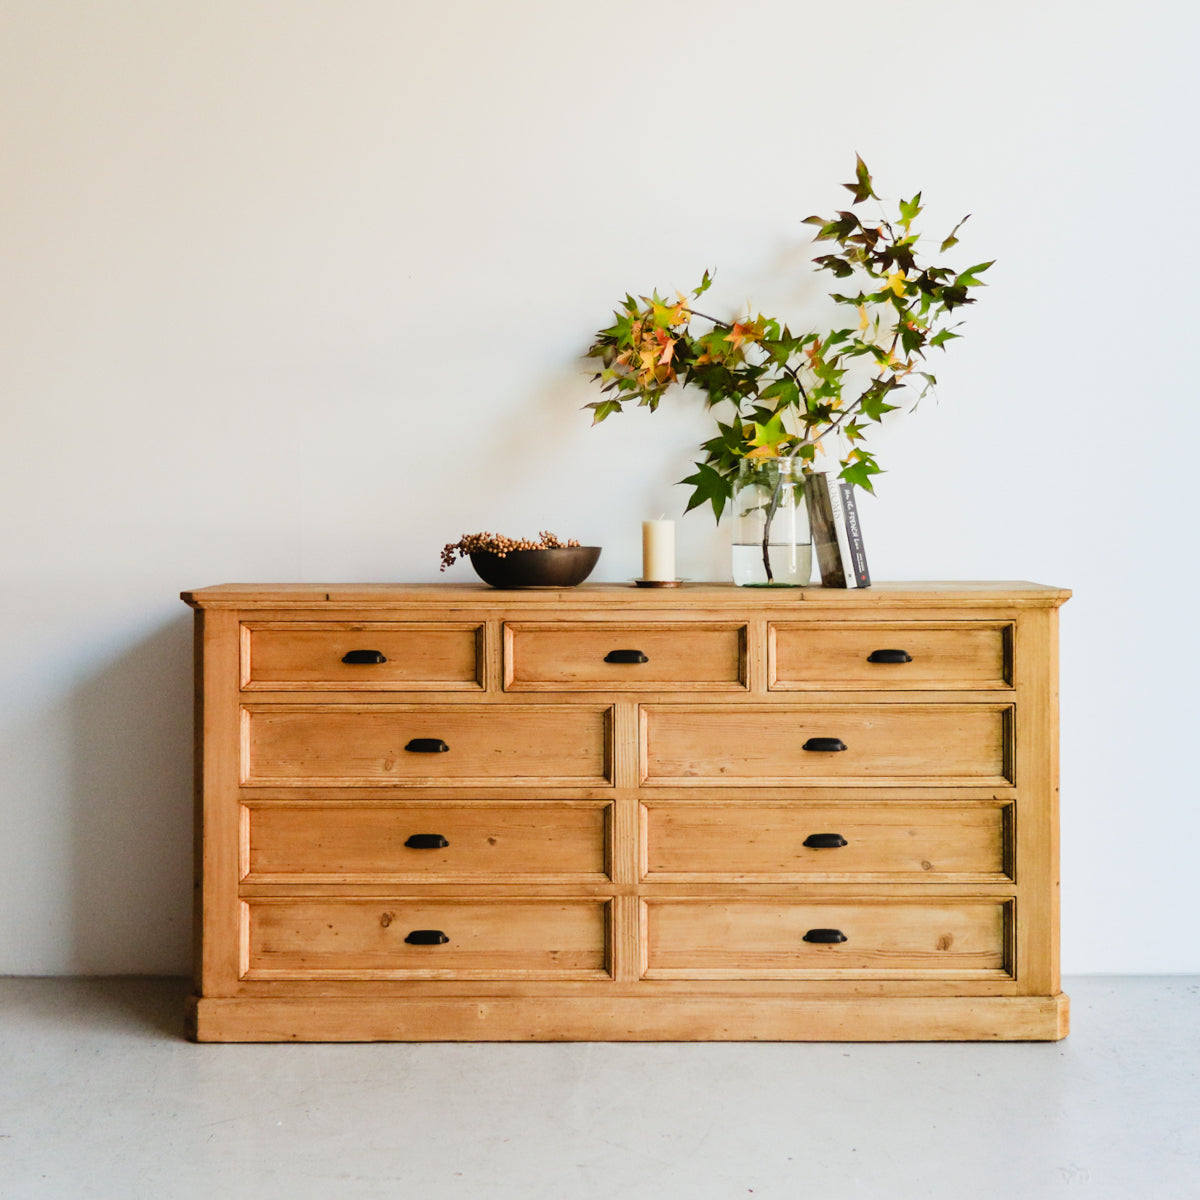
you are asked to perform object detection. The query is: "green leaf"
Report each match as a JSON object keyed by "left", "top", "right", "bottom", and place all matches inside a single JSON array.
[
  {"left": 956, "top": 261, "right": 994, "bottom": 288},
  {"left": 760, "top": 378, "right": 800, "bottom": 408},
  {"left": 899, "top": 192, "right": 922, "bottom": 227},
  {"left": 809, "top": 212, "right": 860, "bottom": 243},
  {"left": 749, "top": 411, "right": 790, "bottom": 450},
  {"left": 940, "top": 214, "right": 971, "bottom": 253},
  {"left": 929, "top": 329, "right": 961, "bottom": 349},
  {"left": 900, "top": 322, "right": 924, "bottom": 355},
  {"left": 679, "top": 461, "right": 733, "bottom": 523},
  {"left": 585, "top": 399, "right": 623, "bottom": 424},
  {"left": 839, "top": 459, "right": 882, "bottom": 492},
  {"left": 858, "top": 381, "right": 902, "bottom": 422},
  {"left": 842, "top": 154, "right": 877, "bottom": 204},
  {"left": 692, "top": 269, "right": 715, "bottom": 298},
  {"left": 940, "top": 284, "right": 971, "bottom": 310},
  {"left": 813, "top": 253, "right": 855, "bottom": 278}
]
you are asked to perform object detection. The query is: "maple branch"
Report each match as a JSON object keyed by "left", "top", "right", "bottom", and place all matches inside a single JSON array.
[{"left": 687, "top": 308, "right": 811, "bottom": 404}]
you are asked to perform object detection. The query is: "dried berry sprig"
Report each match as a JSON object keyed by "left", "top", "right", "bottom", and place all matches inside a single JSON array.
[{"left": 440, "top": 531, "right": 581, "bottom": 571}]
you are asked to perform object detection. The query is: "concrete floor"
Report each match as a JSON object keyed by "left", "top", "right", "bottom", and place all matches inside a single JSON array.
[{"left": 1, "top": 977, "right": 1197, "bottom": 1199}]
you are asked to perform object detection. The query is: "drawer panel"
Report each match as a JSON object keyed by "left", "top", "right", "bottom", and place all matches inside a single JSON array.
[
  {"left": 640, "top": 704, "right": 1013, "bottom": 787},
  {"left": 241, "top": 622, "right": 482, "bottom": 690},
  {"left": 243, "top": 801, "right": 611, "bottom": 882},
  {"left": 243, "top": 897, "right": 612, "bottom": 980},
  {"left": 505, "top": 622, "right": 747, "bottom": 691},
  {"left": 770, "top": 621, "right": 1012, "bottom": 690},
  {"left": 242, "top": 704, "right": 613, "bottom": 787},
  {"left": 643, "top": 898, "right": 1012, "bottom": 979},
  {"left": 642, "top": 802, "right": 1011, "bottom": 882}
]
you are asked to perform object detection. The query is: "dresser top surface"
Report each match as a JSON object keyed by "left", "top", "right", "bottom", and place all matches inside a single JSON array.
[{"left": 182, "top": 581, "right": 1071, "bottom": 610}]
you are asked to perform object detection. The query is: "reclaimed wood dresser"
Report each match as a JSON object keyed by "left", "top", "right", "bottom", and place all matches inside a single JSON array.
[{"left": 181, "top": 581, "right": 1070, "bottom": 1042}]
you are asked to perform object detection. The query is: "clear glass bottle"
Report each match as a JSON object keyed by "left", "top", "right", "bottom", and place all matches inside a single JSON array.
[{"left": 731, "top": 457, "right": 812, "bottom": 586}]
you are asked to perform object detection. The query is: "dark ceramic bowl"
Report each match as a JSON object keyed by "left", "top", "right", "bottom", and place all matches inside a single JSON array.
[{"left": 469, "top": 546, "right": 602, "bottom": 589}]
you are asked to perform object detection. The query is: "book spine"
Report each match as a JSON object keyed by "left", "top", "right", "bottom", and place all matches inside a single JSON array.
[
  {"left": 837, "top": 480, "right": 871, "bottom": 588},
  {"left": 826, "top": 476, "right": 858, "bottom": 588},
  {"left": 804, "top": 473, "right": 846, "bottom": 587}
]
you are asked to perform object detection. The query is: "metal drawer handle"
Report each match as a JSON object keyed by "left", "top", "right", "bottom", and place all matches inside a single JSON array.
[
  {"left": 867, "top": 648, "right": 912, "bottom": 663},
  {"left": 404, "top": 834, "right": 449, "bottom": 849},
  {"left": 803, "top": 833, "right": 848, "bottom": 849},
  {"left": 342, "top": 649, "right": 388, "bottom": 664},
  {"left": 604, "top": 649, "right": 649, "bottom": 664},
  {"left": 803, "top": 928, "right": 847, "bottom": 944},
  {"left": 802, "top": 737, "right": 847, "bottom": 752},
  {"left": 404, "top": 929, "right": 449, "bottom": 945},
  {"left": 405, "top": 738, "right": 449, "bottom": 753}
]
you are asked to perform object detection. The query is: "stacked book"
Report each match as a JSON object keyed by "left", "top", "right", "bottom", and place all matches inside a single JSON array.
[{"left": 806, "top": 473, "right": 871, "bottom": 588}]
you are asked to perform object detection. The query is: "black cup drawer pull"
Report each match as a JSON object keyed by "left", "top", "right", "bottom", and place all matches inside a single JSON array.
[
  {"left": 867, "top": 648, "right": 912, "bottom": 664},
  {"left": 404, "top": 834, "right": 449, "bottom": 849},
  {"left": 341, "top": 649, "right": 388, "bottom": 664},
  {"left": 803, "top": 928, "right": 848, "bottom": 944},
  {"left": 802, "top": 737, "right": 847, "bottom": 752},
  {"left": 405, "top": 738, "right": 449, "bottom": 754},
  {"left": 604, "top": 649, "right": 649, "bottom": 664},
  {"left": 803, "top": 833, "right": 848, "bottom": 849},
  {"left": 404, "top": 929, "right": 449, "bottom": 945}
]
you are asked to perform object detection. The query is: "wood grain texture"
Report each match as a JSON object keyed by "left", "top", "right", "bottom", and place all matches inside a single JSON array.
[
  {"left": 504, "top": 622, "right": 747, "bottom": 691},
  {"left": 241, "top": 622, "right": 482, "bottom": 690},
  {"left": 182, "top": 581, "right": 1072, "bottom": 609},
  {"left": 188, "top": 993, "right": 1069, "bottom": 1042},
  {"left": 641, "top": 800, "right": 1010, "bottom": 882},
  {"left": 243, "top": 800, "right": 611, "bottom": 883},
  {"left": 769, "top": 621, "right": 1012, "bottom": 690},
  {"left": 195, "top": 608, "right": 243, "bottom": 996},
  {"left": 243, "top": 897, "right": 612, "bottom": 980},
  {"left": 640, "top": 703, "right": 1013, "bottom": 787},
  {"left": 242, "top": 703, "right": 613, "bottom": 788},
  {"left": 186, "top": 581, "right": 1068, "bottom": 1041},
  {"left": 642, "top": 896, "right": 1012, "bottom": 979}
]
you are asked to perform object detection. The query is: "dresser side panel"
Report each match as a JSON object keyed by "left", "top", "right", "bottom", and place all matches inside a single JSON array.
[{"left": 195, "top": 608, "right": 244, "bottom": 995}]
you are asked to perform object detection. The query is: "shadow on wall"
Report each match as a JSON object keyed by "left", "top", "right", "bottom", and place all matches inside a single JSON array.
[{"left": 68, "top": 614, "right": 194, "bottom": 975}]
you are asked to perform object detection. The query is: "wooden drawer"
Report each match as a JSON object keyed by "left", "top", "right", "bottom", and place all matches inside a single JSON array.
[
  {"left": 769, "top": 621, "right": 1012, "bottom": 690},
  {"left": 243, "top": 801, "right": 611, "bottom": 882},
  {"left": 243, "top": 897, "right": 612, "bottom": 980},
  {"left": 640, "top": 704, "right": 1013, "bottom": 787},
  {"left": 641, "top": 801, "right": 1011, "bottom": 882},
  {"left": 643, "top": 898, "right": 1013, "bottom": 980},
  {"left": 241, "top": 622, "right": 482, "bottom": 690},
  {"left": 504, "top": 622, "right": 747, "bottom": 691},
  {"left": 242, "top": 704, "right": 613, "bottom": 787}
]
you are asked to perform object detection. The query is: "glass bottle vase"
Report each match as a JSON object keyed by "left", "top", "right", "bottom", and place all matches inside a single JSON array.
[{"left": 731, "top": 457, "right": 812, "bottom": 587}]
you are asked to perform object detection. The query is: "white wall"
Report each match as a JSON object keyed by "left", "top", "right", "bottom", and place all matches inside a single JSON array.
[{"left": 2, "top": 0, "right": 1196, "bottom": 975}]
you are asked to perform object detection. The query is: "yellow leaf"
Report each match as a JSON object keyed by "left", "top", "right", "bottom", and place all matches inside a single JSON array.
[
  {"left": 857, "top": 305, "right": 869, "bottom": 332},
  {"left": 887, "top": 272, "right": 906, "bottom": 297}
]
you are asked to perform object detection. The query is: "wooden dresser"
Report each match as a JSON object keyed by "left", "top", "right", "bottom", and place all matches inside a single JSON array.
[{"left": 182, "top": 581, "right": 1069, "bottom": 1042}]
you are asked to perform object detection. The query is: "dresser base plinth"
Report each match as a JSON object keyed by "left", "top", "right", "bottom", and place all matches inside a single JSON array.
[{"left": 188, "top": 992, "right": 1069, "bottom": 1043}]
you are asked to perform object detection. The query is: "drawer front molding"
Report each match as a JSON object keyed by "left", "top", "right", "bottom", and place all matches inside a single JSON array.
[
  {"left": 641, "top": 800, "right": 1013, "bottom": 883},
  {"left": 504, "top": 621, "right": 748, "bottom": 691},
  {"left": 642, "top": 896, "right": 1015, "bottom": 980},
  {"left": 768, "top": 621, "right": 1014, "bottom": 690},
  {"left": 243, "top": 800, "right": 613, "bottom": 883},
  {"left": 241, "top": 703, "right": 614, "bottom": 788},
  {"left": 241, "top": 621, "right": 484, "bottom": 691},
  {"left": 639, "top": 703, "right": 1015, "bottom": 787},
  {"left": 243, "top": 897, "right": 614, "bottom": 981}
]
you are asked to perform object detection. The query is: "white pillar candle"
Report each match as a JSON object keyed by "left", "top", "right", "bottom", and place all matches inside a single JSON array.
[{"left": 642, "top": 519, "right": 675, "bottom": 581}]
